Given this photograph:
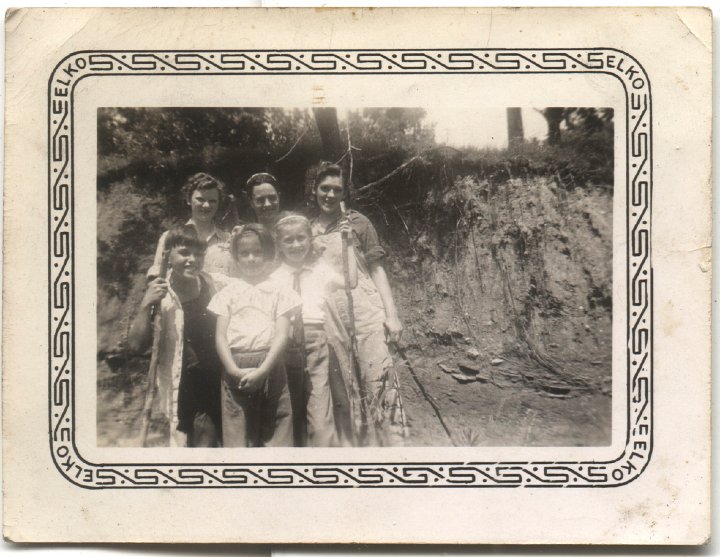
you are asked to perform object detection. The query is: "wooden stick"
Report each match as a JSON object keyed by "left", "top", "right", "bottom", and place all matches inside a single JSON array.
[
  {"left": 390, "top": 361, "right": 410, "bottom": 440},
  {"left": 392, "top": 342, "right": 456, "bottom": 446},
  {"left": 340, "top": 201, "right": 368, "bottom": 444},
  {"left": 139, "top": 251, "right": 169, "bottom": 447}
]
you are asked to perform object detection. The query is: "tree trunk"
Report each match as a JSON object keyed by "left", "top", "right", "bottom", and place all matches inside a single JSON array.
[
  {"left": 312, "top": 107, "right": 344, "bottom": 162},
  {"left": 542, "top": 107, "right": 564, "bottom": 146},
  {"left": 506, "top": 108, "right": 524, "bottom": 149}
]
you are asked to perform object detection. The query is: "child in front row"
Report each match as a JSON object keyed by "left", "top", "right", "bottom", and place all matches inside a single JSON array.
[
  {"left": 270, "top": 214, "right": 357, "bottom": 447},
  {"left": 127, "top": 225, "right": 226, "bottom": 448},
  {"left": 208, "top": 223, "right": 301, "bottom": 447}
]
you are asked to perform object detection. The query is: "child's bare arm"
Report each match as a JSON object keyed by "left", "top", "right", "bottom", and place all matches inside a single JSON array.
[
  {"left": 239, "top": 314, "right": 292, "bottom": 393},
  {"left": 215, "top": 315, "right": 244, "bottom": 381},
  {"left": 127, "top": 278, "right": 168, "bottom": 353}
]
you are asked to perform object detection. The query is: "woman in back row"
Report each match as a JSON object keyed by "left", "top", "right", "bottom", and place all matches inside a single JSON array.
[
  {"left": 148, "top": 173, "right": 232, "bottom": 279},
  {"left": 308, "top": 162, "right": 404, "bottom": 446}
]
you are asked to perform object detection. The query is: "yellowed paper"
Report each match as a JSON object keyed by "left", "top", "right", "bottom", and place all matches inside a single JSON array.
[{"left": 3, "top": 7, "right": 711, "bottom": 544}]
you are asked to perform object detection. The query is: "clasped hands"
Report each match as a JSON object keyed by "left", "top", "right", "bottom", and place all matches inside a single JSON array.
[{"left": 226, "top": 366, "right": 267, "bottom": 395}]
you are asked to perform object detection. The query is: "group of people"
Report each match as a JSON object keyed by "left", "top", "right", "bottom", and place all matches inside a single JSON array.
[{"left": 127, "top": 163, "right": 405, "bottom": 448}]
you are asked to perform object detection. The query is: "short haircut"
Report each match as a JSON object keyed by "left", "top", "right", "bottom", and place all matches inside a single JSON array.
[
  {"left": 230, "top": 223, "right": 275, "bottom": 262},
  {"left": 181, "top": 172, "right": 226, "bottom": 204},
  {"left": 246, "top": 172, "right": 279, "bottom": 197},
  {"left": 274, "top": 213, "right": 318, "bottom": 264},
  {"left": 164, "top": 224, "right": 207, "bottom": 253},
  {"left": 313, "top": 161, "right": 344, "bottom": 187}
]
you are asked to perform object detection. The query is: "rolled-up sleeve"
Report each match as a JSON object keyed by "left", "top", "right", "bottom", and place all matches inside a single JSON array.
[{"left": 352, "top": 213, "right": 385, "bottom": 265}]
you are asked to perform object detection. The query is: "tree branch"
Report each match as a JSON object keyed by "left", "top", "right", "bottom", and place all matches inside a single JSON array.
[
  {"left": 274, "top": 128, "right": 308, "bottom": 163},
  {"left": 355, "top": 155, "right": 423, "bottom": 193}
]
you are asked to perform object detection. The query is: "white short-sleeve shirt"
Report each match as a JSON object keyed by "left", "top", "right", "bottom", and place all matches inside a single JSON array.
[
  {"left": 270, "top": 261, "right": 342, "bottom": 325},
  {"left": 208, "top": 277, "right": 301, "bottom": 352}
]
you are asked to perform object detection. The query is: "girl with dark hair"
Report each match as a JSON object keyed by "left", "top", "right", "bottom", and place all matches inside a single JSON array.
[{"left": 208, "top": 224, "right": 300, "bottom": 447}]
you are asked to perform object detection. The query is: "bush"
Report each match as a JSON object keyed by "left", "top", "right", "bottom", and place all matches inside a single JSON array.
[{"left": 97, "top": 179, "right": 169, "bottom": 299}]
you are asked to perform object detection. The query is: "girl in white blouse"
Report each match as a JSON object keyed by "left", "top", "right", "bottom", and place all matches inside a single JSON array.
[{"left": 209, "top": 223, "right": 301, "bottom": 447}]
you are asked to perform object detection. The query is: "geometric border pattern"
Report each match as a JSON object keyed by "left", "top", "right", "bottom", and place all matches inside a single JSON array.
[{"left": 48, "top": 48, "right": 652, "bottom": 488}]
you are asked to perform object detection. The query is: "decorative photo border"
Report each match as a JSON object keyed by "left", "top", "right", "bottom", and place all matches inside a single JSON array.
[{"left": 49, "top": 48, "right": 652, "bottom": 489}]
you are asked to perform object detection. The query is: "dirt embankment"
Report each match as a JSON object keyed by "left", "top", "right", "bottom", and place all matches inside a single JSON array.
[{"left": 381, "top": 176, "right": 613, "bottom": 446}]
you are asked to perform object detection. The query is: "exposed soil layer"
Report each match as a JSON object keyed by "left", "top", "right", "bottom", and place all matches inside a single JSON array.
[
  {"left": 381, "top": 176, "right": 613, "bottom": 446},
  {"left": 98, "top": 177, "right": 612, "bottom": 447},
  {"left": 392, "top": 347, "right": 610, "bottom": 447}
]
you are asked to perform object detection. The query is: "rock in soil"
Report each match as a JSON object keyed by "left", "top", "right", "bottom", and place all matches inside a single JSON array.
[
  {"left": 540, "top": 383, "right": 572, "bottom": 396},
  {"left": 458, "top": 363, "right": 480, "bottom": 375},
  {"left": 490, "top": 358, "right": 504, "bottom": 366},
  {"left": 451, "top": 373, "right": 476, "bottom": 384},
  {"left": 437, "top": 363, "right": 454, "bottom": 374}
]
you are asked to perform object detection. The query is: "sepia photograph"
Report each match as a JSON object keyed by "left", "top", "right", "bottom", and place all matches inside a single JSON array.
[
  {"left": 96, "top": 105, "right": 614, "bottom": 449},
  {"left": 4, "top": 6, "right": 711, "bottom": 544}
]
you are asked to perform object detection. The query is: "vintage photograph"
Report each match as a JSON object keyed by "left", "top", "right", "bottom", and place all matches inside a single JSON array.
[
  {"left": 97, "top": 105, "right": 614, "bottom": 449},
  {"left": 5, "top": 6, "right": 712, "bottom": 545}
]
